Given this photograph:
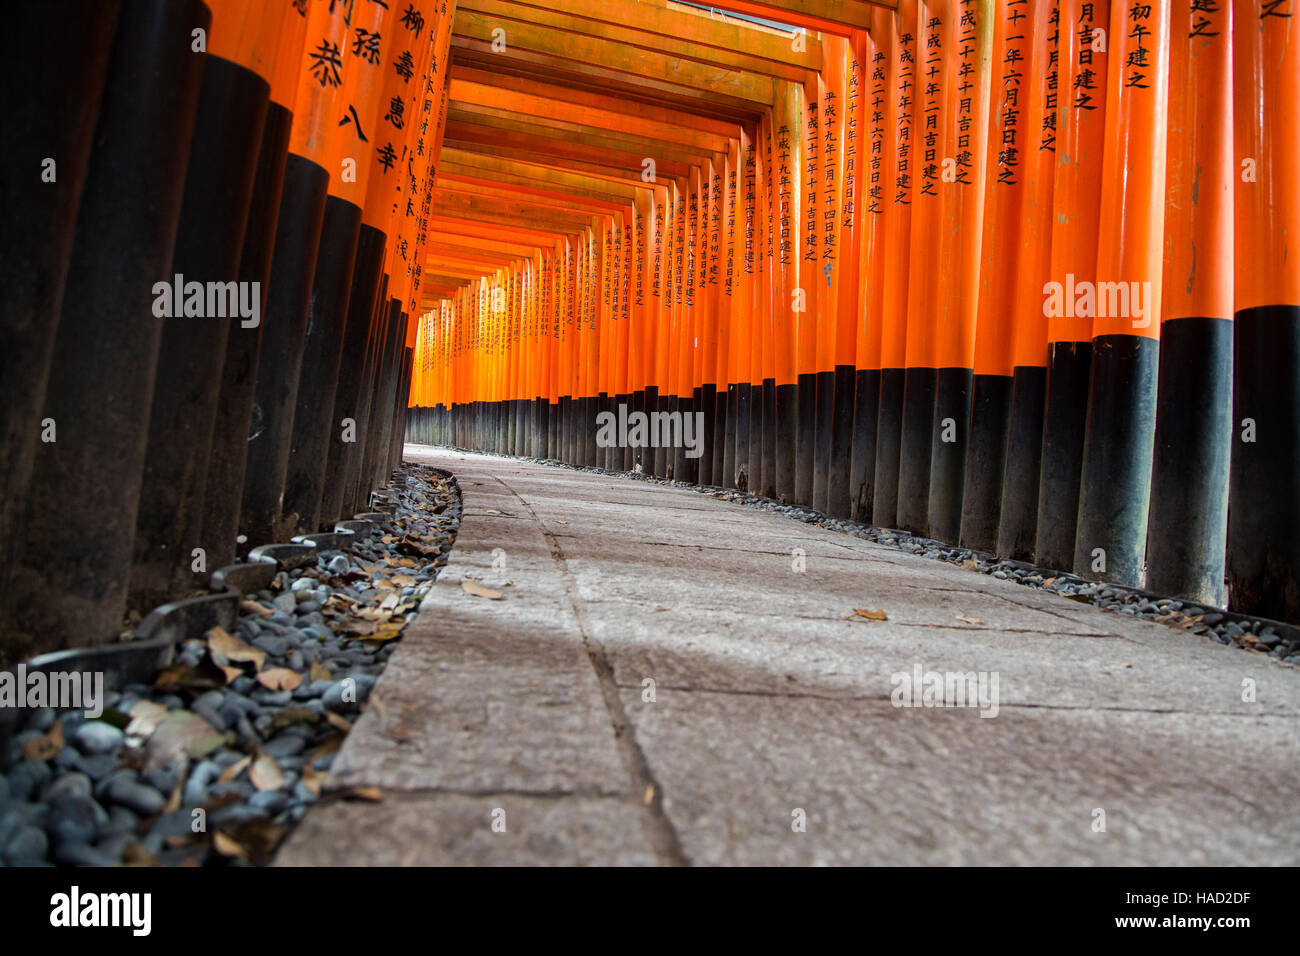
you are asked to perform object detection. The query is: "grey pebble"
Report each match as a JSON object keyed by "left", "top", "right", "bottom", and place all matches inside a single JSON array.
[
  {"left": 104, "top": 775, "right": 166, "bottom": 816},
  {"left": 7, "top": 760, "right": 52, "bottom": 801},
  {"left": 3, "top": 825, "right": 49, "bottom": 863},
  {"left": 73, "top": 721, "right": 124, "bottom": 756}
]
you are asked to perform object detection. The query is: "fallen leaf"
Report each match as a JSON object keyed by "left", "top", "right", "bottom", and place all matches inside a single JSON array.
[
  {"left": 554, "top": 519, "right": 568, "bottom": 525},
  {"left": 217, "top": 819, "right": 286, "bottom": 865},
  {"left": 212, "top": 831, "right": 248, "bottom": 860},
  {"left": 852, "top": 608, "right": 888, "bottom": 621},
  {"left": 250, "top": 751, "right": 284, "bottom": 791},
  {"left": 219, "top": 755, "right": 252, "bottom": 783},
  {"left": 153, "top": 660, "right": 226, "bottom": 692},
  {"left": 391, "top": 573, "right": 418, "bottom": 587},
  {"left": 374, "top": 577, "right": 396, "bottom": 590},
  {"left": 126, "top": 700, "right": 169, "bottom": 738},
  {"left": 206, "top": 625, "right": 266, "bottom": 672},
  {"left": 271, "top": 707, "right": 320, "bottom": 731},
  {"left": 24, "top": 722, "right": 64, "bottom": 762},
  {"left": 326, "top": 711, "right": 353, "bottom": 733},
  {"left": 342, "top": 786, "right": 383, "bottom": 802},
  {"left": 145, "top": 711, "right": 226, "bottom": 772},
  {"left": 343, "top": 622, "right": 404, "bottom": 643},
  {"left": 310, "top": 659, "right": 331, "bottom": 682},
  {"left": 121, "top": 842, "right": 162, "bottom": 867},
  {"left": 955, "top": 613, "right": 983, "bottom": 625},
  {"left": 338, "top": 619, "right": 377, "bottom": 637},
  {"left": 300, "top": 765, "right": 327, "bottom": 796},
  {"left": 462, "top": 579, "right": 503, "bottom": 600},
  {"left": 257, "top": 667, "right": 303, "bottom": 692},
  {"left": 239, "top": 600, "right": 273, "bottom": 619},
  {"left": 379, "top": 592, "right": 401, "bottom": 611},
  {"left": 961, "top": 559, "right": 979, "bottom": 570},
  {"left": 219, "top": 665, "right": 244, "bottom": 685},
  {"left": 163, "top": 770, "right": 184, "bottom": 814}
]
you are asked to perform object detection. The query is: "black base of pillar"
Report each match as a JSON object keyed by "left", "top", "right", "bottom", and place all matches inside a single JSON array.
[
  {"left": 897, "top": 366, "right": 937, "bottom": 536},
  {"left": 1147, "top": 316, "right": 1232, "bottom": 606},
  {"left": 1074, "top": 334, "right": 1160, "bottom": 585},
  {"left": 795, "top": 372, "right": 817, "bottom": 506},
  {"left": 848, "top": 368, "right": 880, "bottom": 523},
  {"left": 996, "top": 365, "right": 1047, "bottom": 560},
  {"left": 928, "top": 367, "right": 973, "bottom": 544},
  {"left": 1228, "top": 305, "right": 1300, "bottom": 621},
  {"left": 873, "top": 367, "right": 905, "bottom": 528},
  {"left": 959, "top": 372, "right": 1012, "bottom": 553},
  {"left": 1035, "top": 341, "right": 1092, "bottom": 570}
]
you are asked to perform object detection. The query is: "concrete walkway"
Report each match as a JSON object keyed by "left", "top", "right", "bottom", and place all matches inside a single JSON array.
[{"left": 277, "top": 447, "right": 1300, "bottom": 866}]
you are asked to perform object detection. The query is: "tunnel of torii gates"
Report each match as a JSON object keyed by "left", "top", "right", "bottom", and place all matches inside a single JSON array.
[{"left": 0, "top": 0, "right": 1298, "bottom": 668}]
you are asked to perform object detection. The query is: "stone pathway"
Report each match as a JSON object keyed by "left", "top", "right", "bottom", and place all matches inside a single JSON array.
[{"left": 276, "top": 447, "right": 1300, "bottom": 866}]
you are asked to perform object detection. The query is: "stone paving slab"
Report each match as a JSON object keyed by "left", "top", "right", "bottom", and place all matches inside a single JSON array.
[{"left": 277, "top": 447, "right": 1300, "bottom": 866}]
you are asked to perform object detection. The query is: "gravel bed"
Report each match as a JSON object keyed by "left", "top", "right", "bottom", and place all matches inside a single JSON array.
[
  {"left": 453, "top": 447, "right": 1300, "bottom": 667},
  {"left": 0, "top": 464, "right": 460, "bottom": 867}
]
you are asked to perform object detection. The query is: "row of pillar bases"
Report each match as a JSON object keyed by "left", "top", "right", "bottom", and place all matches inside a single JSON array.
[
  {"left": 0, "top": 1, "right": 417, "bottom": 667},
  {"left": 406, "top": 305, "right": 1300, "bottom": 628}
]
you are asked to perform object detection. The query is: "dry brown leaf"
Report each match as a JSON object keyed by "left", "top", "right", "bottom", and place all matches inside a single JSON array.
[
  {"left": 379, "top": 592, "right": 401, "bottom": 611},
  {"left": 239, "top": 599, "right": 273, "bottom": 619},
  {"left": 145, "top": 711, "right": 225, "bottom": 772},
  {"left": 219, "top": 755, "right": 252, "bottom": 783},
  {"left": 961, "top": 559, "right": 980, "bottom": 570},
  {"left": 310, "top": 659, "right": 331, "bottom": 682},
  {"left": 163, "top": 770, "right": 184, "bottom": 814},
  {"left": 307, "top": 734, "right": 344, "bottom": 766},
  {"left": 462, "top": 579, "right": 503, "bottom": 600},
  {"left": 153, "top": 660, "right": 226, "bottom": 692},
  {"left": 342, "top": 786, "right": 383, "bottom": 802},
  {"left": 326, "top": 711, "right": 353, "bottom": 732},
  {"left": 206, "top": 625, "right": 266, "bottom": 672},
  {"left": 250, "top": 751, "right": 284, "bottom": 791},
  {"left": 25, "top": 722, "right": 64, "bottom": 762},
  {"left": 343, "top": 622, "right": 403, "bottom": 643},
  {"left": 256, "top": 667, "right": 303, "bottom": 692},
  {"left": 391, "top": 573, "right": 418, "bottom": 587},
  {"left": 955, "top": 613, "right": 984, "bottom": 625},
  {"left": 852, "top": 608, "right": 888, "bottom": 621},
  {"left": 121, "top": 842, "right": 161, "bottom": 867},
  {"left": 126, "top": 700, "right": 169, "bottom": 738},
  {"left": 554, "top": 519, "right": 568, "bottom": 525},
  {"left": 374, "top": 577, "right": 396, "bottom": 590},
  {"left": 338, "top": 619, "right": 377, "bottom": 637},
  {"left": 212, "top": 831, "right": 248, "bottom": 859},
  {"left": 219, "top": 665, "right": 244, "bottom": 685},
  {"left": 300, "top": 765, "right": 327, "bottom": 796}
]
